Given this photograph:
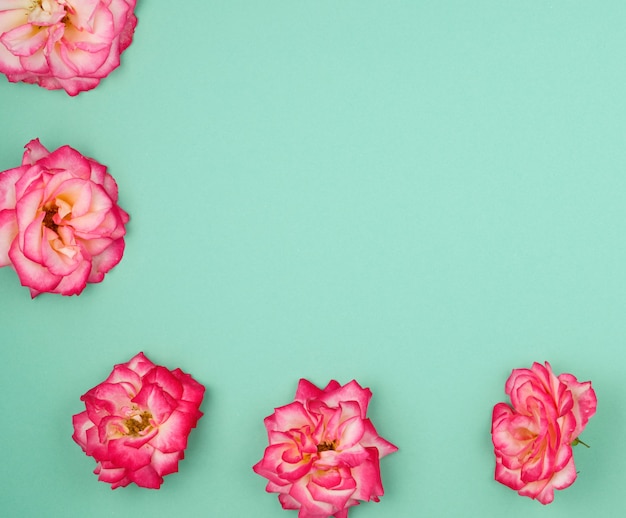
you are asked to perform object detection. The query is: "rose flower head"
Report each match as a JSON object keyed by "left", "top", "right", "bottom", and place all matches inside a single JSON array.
[
  {"left": 0, "top": 139, "right": 129, "bottom": 297},
  {"left": 491, "top": 361, "right": 597, "bottom": 504},
  {"left": 253, "top": 379, "right": 397, "bottom": 518},
  {"left": 0, "top": 0, "right": 137, "bottom": 95},
  {"left": 72, "top": 352, "right": 205, "bottom": 489}
]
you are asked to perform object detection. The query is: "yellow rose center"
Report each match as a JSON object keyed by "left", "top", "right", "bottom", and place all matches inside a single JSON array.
[
  {"left": 27, "top": 0, "right": 67, "bottom": 26},
  {"left": 124, "top": 411, "right": 153, "bottom": 436}
]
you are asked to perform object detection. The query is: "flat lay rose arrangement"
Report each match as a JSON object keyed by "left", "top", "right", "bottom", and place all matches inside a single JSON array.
[
  {"left": 66, "top": 352, "right": 596, "bottom": 516},
  {"left": 0, "top": 4, "right": 603, "bottom": 517}
]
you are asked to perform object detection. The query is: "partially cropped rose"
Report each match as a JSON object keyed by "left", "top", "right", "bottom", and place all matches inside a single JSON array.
[
  {"left": 491, "top": 361, "right": 597, "bottom": 504},
  {"left": 253, "top": 379, "right": 397, "bottom": 518},
  {"left": 0, "top": 139, "right": 129, "bottom": 297},
  {"left": 0, "top": 0, "right": 137, "bottom": 95},
  {"left": 72, "top": 352, "right": 205, "bottom": 489}
]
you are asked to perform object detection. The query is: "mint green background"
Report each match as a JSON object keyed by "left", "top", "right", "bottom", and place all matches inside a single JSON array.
[{"left": 1, "top": 2, "right": 625, "bottom": 516}]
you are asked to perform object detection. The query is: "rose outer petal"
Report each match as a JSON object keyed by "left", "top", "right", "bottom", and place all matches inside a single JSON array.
[
  {"left": 9, "top": 237, "right": 62, "bottom": 296},
  {"left": 0, "top": 209, "right": 17, "bottom": 266},
  {"left": 72, "top": 411, "right": 93, "bottom": 451},
  {"left": 130, "top": 464, "right": 163, "bottom": 489},
  {"left": 150, "top": 449, "right": 183, "bottom": 477},
  {"left": 47, "top": 258, "right": 91, "bottom": 295}
]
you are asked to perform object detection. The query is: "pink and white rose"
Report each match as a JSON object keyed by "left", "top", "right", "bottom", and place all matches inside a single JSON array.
[
  {"left": 0, "top": 0, "right": 137, "bottom": 95},
  {"left": 491, "top": 361, "right": 597, "bottom": 504},
  {"left": 253, "top": 379, "right": 397, "bottom": 518},
  {"left": 0, "top": 139, "right": 129, "bottom": 297},
  {"left": 72, "top": 352, "right": 205, "bottom": 489}
]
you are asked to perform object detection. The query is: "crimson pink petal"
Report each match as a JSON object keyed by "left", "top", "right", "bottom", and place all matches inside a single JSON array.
[
  {"left": 173, "top": 369, "right": 206, "bottom": 404},
  {"left": 289, "top": 480, "right": 335, "bottom": 517},
  {"left": 350, "top": 453, "right": 384, "bottom": 501},
  {"left": 150, "top": 449, "right": 182, "bottom": 477},
  {"left": 84, "top": 425, "right": 108, "bottom": 460},
  {"left": 559, "top": 373, "right": 597, "bottom": 437},
  {"left": 295, "top": 378, "right": 325, "bottom": 402},
  {"left": 150, "top": 410, "right": 193, "bottom": 454},
  {"left": 103, "top": 364, "right": 142, "bottom": 393},
  {"left": 95, "top": 464, "right": 127, "bottom": 486},
  {"left": 0, "top": 209, "right": 17, "bottom": 266},
  {"left": 71, "top": 411, "right": 93, "bottom": 451},
  {"left": 130, "top": 464, "right": 163, "bottom": 489},
  {"left": 142, "top": 366, "right": 184, "bottom": 400},
  {"left": 0, "top": 23, "right": 47, "bottom": 56},
  {"left": 271, "top": 402, "right": 315, "bottom": 432},
  {"left": 132, "top": 383, "right": 176, "bottom": 423},
  {"left": 108, "top": 439, "right": 152, "bottom": 471},
  {"left": 126, "top": 352, "right": 156, "bottom": 377},
  {"left": 277, "top": 493, "right": 301, "bottom": 510},
  {"left": 9, "top": 238, "right": 61, "bottom": 296},
  {"left": 22, "top": 139, "right": 50, "bottom": 165},
  {"left": 308, "top": 471, "right": 356, "bottom": 510},
  {"left": 100, "top": 169, "right": 119, "bottom": 199},
  {"left": 0, "top": 166, "right": 26, "bottom": 209},
  {"left": 48, "top": 258, "right": 90, "bottom": 295},
  {"left": 39, "top": 145, "right": 91, "bottom": 179},
  {"left": 21, "top": 213, "right": 46, "bottom": 264},
  {"left": 337, "top": 415, "right": 365, "bottom": 450},
  {"left": 320, "top": 380, "right": 372, "bottom": 417},
  {"left": 494, "top": 457, "right": 524, "bottom": 490},
  {"left": 359, "top": 419, "right": 398, "bottom": 457}
]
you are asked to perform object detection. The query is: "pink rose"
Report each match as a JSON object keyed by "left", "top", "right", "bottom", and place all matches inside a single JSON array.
[
  {"left": 253, "top": 379, "right": 397, "bottom": 518},
  {"left": 0, "top": 139, "right": 129, "bottom": 297},
  {"left": 72, "top": 352, "right": 205, "bottom": 489},
  {"left": 0, "top": 0, "right": 137, "bottom": 95},
  {"left": 491, "top": 361, "right": 597, "bottom": 504}
]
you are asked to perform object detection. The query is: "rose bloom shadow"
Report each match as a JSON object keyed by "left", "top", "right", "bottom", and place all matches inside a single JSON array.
[
  {"left": 0, "top": 0, "right": 138, "bottom": 95},
  {"left": 0, "top": 139, "right": 129, "bottom": 297},
  {"left": 491, "top": 361, "right": 597, "bottom": 504},
  {"left": 253, "top": 379, "right": 397, "bottom": 518},
  {"left": 72, "top": 352, "right": 205, "bottom": 489}
]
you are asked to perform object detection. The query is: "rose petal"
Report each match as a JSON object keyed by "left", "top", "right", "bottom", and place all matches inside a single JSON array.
[
  {"left": 9, "top": 237, "right": 61, "bottom": 296},
  {"left": 0, "top": 23, "right": 48, "bottom": 57},
  {"left": 0, "top": 209, "right": 17, "bottom": 266},
  {"left": 150, "top": 410, "right": 194, "bottom": 454}
]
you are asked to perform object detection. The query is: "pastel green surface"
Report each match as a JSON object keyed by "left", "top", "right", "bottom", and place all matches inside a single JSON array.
[{"left": 1, "top": 1, "right": 625, "bottom": 516}]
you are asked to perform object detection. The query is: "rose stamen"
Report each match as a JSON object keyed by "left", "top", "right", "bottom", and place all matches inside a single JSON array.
[
  {"left": 42, "top": 208, "right": 59, "bottom": 232},
  {"left": 316, "top": 441, "right": 336, "bottom": 453},
  {"left": 124, "top": 411, "right": 153, "bottom": 436}
]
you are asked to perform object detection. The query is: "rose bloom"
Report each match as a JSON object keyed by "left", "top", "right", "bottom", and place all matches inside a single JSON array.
[
  {"left": 491, "top": 361, "right": 597, "bottom": 504},
  {"left": 72, "top": 352, "right": 205, "bottom": 489},
  {"left": 0, "top": 0, "right": 137, "bottom": 95},
  {"left": 253, "top": 379, "right": 397, "bottom": 518},
  {"left": 0, "top": 139, "right": 129, "bottom": 297}
]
